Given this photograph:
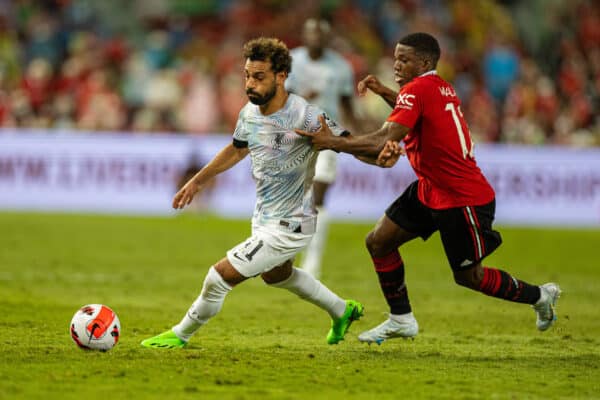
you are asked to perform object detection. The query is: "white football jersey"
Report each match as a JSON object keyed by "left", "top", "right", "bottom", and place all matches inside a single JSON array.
[
  {"left": 286, "top": 47, "right": 354, "bottom": 121},
  {"left": 233, "top": 93, "right": 346, "bottom": 228}
]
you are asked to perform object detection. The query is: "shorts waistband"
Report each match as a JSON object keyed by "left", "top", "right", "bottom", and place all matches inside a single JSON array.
[
  {"left": 257, "top": 218, "right": 316, "bottom": 235},
  {"left": 279, "top": 219, "right": 302, "bottom": 233}
]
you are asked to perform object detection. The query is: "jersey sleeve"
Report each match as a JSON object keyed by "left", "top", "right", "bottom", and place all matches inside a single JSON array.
[
  {"left": 232, "top": 108, "right": 249, "bottom": 148},
  {"left": 386, "top": 80, "right": 424, "bottom": 129},
  {"left": 305, "top": 104, "right": 348, "bottom": 136}
]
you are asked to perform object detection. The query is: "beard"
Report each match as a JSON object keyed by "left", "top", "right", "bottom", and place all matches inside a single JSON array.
[{"left": 246, "top": 85, "right": 277, "bottom": 106}]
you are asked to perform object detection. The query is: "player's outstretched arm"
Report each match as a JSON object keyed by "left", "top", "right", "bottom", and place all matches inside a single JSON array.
[
  {"left": 173, "top": 144, "right": 249, "bottom": 210},
  {"left": 296, "top": 115, "right": 409, "bottom": 158},
  {"left": 354, "top": 140, "right": 404, "bottom": 168},
  {"left": 357, "top": 75, "right": 398, "bottom": 108}
]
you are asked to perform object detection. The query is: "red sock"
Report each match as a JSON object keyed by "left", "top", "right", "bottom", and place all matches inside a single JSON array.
[
  {"left": 372, "top": 250, "right": 411, "bottom": 314},
  {"left": 479, "top": 267, "right": 541, "bottom": 304}
]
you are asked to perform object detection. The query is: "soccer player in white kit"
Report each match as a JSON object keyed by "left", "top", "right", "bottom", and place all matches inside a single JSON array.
[
  {"left": 286, "top": 19, "right": 361, "bottom": 279},
  {"left": 141, "top": 37, "right": 364, "bottom": 349}
]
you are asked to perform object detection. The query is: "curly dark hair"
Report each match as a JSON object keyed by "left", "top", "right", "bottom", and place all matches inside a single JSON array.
[
  {"left": 242, "top": 37, "right": 292, "bottom": 74},
  {"left": 398, "top": 32, "right": 441, "bottom": 67}
]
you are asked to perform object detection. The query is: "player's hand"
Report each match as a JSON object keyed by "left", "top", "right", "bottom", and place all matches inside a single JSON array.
[
  {"left": 295, "top": 114, "right": 336, "bottom": 151},
  {"left": 358, "top": 75, "right": 384, "bottom": 96},
  {"left": 376, "top": 140, "right": 404, "bottom": 168},
  {"left": 172, "top": 179, "right": 202, "bottom": 209}
]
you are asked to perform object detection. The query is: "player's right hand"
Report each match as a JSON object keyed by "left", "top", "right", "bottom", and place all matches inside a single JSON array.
[
  {"left": 172, "top": 179, "right": 201, "bottom": 209},
  {"left": 357, "top": 75, "right": 383, "bottom": 96}
]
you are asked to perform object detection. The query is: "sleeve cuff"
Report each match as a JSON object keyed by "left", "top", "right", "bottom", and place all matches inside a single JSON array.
[{"left": 233, "top": 138, "right": 248, "bottom": 148}]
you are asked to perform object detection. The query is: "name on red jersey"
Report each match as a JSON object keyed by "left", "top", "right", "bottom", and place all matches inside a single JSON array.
[{"left": 439, "top": 86, "right": 456, "bottom": 97}]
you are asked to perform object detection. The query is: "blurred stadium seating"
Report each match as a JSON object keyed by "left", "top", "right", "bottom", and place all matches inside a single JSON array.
[{"left": 0, "top": 0, "right": 598, "bottom": 145}]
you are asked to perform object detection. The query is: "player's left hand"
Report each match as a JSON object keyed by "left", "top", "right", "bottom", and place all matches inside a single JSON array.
[
  {"left": 376, "top": 140, "right": 404, "bottom": 168},
  {"left": 295, "top": 115, "right": 337, "bottom": 151}
]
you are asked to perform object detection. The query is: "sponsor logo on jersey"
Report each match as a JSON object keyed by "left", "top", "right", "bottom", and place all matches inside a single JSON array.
[
  {"left": 396, "top": 93, "right": 415, "bottom": 109},
  {"left": 310, "top": 112, "right": 338, "bottom": 132},
  {"left": 322, "top": 113, "right": 337, "bottom": 127}
]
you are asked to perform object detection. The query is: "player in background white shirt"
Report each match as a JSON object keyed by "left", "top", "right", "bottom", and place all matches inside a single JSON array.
[
  {"left": 141, "top": 37, "right": 368, "bottom": 349},
  {"left": 286, "top": 18, "right": 361, "bottom": 279}
]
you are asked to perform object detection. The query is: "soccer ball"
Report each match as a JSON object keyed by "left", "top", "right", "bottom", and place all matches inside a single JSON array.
[{"left": 70, "top": 304, "right": 121, "bottom": 351}]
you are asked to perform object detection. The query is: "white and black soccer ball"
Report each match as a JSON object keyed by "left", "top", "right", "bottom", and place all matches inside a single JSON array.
[{"left": 70, "top": 304, "right": 120, "bottom": 351}]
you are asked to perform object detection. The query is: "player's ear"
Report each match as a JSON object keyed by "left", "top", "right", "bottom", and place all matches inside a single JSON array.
[
  {"left": 276, "top": 71, "right": 287, "bottom": 85},
  {"left": 422, "top": 57, "right": 432, "bottom": 71}
]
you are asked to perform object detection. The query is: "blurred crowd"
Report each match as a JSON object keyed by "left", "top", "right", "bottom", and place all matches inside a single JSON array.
[{"left": 0, "top": 0, "right": 598, "bottom": 146}]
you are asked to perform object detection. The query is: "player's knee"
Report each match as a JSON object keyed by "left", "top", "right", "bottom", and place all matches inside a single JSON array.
[
  {"left": 453, "top": 273, "right": 471, "bottom": 288},
  {"left": 261, "top": 271, "right": 285, "bottom": 285},
  {"left": 365, "top": 230, "right": 378, "bottom": 254},
  {"left": 453, "top": 266, "right": 483, "bottom": 290},
  {"left": 365, "top": 230, "right": 393, "bottom": 256},
  {"left": 261, "top": 260, "right": 293, "bottom": 285},
  {"left": 203, "top": 267, "right": 220, "bottom": 289},
  {"left": 202, "top": 267, "right": 232, "bottom": 300}
]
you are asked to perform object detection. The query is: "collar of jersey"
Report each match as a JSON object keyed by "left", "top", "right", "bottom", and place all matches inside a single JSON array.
[{"left": 419, "top": 70, "right": 438, "bottom": 77}]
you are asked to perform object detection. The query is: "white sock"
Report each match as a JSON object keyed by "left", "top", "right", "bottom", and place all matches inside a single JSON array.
[
  {"left": 172, "top": 266, "right": 232, "bottom": 342},
  {"left": 301, "top": 207, "right": 329, "bottom": 278},
  {"left": 268, "top": 267, "right": 346, "bottom": 319},
  {"left": 389, "top": 312, "right": 416, "bottom": 323}
]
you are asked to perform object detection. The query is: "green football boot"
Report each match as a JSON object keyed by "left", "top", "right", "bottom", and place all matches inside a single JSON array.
[
  {"left": 327, "top": 300, "right": 364, "bottom": 345},
  {"left": 141, "top": 330, "right": 187, "bottom": 349}
]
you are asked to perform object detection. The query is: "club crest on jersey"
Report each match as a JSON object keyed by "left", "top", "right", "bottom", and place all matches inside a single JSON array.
[
  {"left": 270, "top": 132, "right": 296, "bottom": 149},
  {"left": 396, "top": 93, "right": 415, "bottom": 109},
  {"left": 272, "top": 133, "right": 284, "bottom": 150}
]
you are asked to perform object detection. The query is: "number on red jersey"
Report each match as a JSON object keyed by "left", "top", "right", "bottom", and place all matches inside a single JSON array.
[{"left": 444, "top": 102, "right": 474, "bottom": 159}]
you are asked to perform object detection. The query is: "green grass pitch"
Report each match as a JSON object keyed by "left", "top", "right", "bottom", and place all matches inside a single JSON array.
[{"left": 1, "top": 212, "right": 599, "bottom": 399}]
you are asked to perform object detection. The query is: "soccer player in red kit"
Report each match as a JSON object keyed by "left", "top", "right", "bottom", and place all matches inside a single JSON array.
[{"left": 296, "top": 32, "right": 561, "bottom": 344}]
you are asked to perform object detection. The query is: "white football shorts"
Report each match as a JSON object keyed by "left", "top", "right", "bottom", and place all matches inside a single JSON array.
[
  {"left": 226, "top": 221, "right": 315, "bottom": 277},
  {"left": 313, "top": 150, "right": 338, "bottom": 184}
]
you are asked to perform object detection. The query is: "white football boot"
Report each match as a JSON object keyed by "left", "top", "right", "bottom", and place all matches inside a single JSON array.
[
  {"left": 358, "top": 313, "right": 418, "bottom": 345},
  {"left": 532, "top": 282, "right": 562, "bottom": 331}
]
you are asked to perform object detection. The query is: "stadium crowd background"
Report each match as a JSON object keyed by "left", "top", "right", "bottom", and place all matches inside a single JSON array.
[{"left": 0, "top": 0, "right": 598, "bottom": 146}]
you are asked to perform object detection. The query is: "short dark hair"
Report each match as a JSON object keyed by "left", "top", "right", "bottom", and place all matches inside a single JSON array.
[
  {"left": 398, "top": 32, "right": 441, "bottom": 67},
  {"left": 242, "top": 37, "right": 292, "bottom": 74}
]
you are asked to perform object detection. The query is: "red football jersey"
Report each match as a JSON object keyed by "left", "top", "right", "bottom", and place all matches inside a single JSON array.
[{"left": 387, "top": 72, "right": 495, "bottom": 209}]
